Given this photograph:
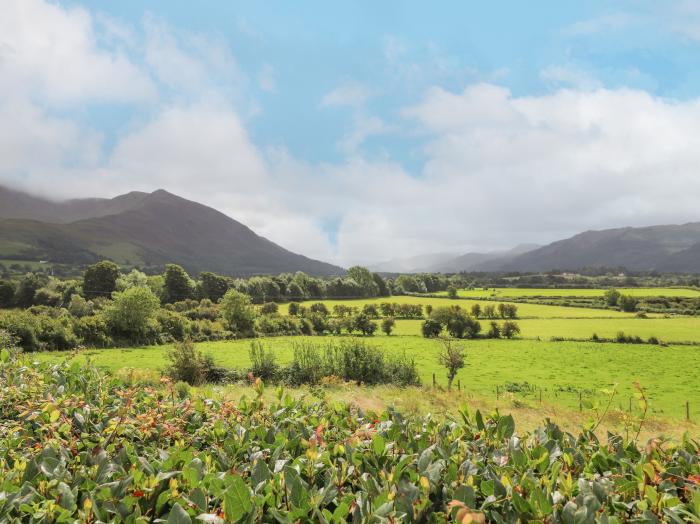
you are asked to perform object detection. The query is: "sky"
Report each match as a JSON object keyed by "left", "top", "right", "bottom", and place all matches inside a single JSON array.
[{"left": 3, "top": 1, "right": 700, "bottom": 266}]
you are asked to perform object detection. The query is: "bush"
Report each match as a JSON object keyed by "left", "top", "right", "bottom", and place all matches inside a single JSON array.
[
  {"left": 501, "top": 321, "right": 521, "bottom": 339},
  {"left": 256, "top": 314, "right": 301, "bottom": 336},
  {"left": 381, "top": 317, "right": 395, "bottom": 335},
  {"left": 487, "top": 321, "right": 501, "bottom": 338},
  {"left": 308, "top": 303, "right": 329, "bottom": 316},
  {"left": 260, "top": 302, "right": 279, "bottom": 315},
  {"left": 75, "top": 314, "right": 112, "bottom": 347},
  {"left": 288, "top": 302, "right": 300, "bottom": 316},
  {"left": 249, "top": 341, "right": 278, "bottom": 381},
  {"left": 0, "top": 310, "right": 40, "bottom": 351},
  {"left": 353, "top": 313, "right": 377, "bottom": 336},
  {"left": 421, "top": 319, "right": 443, "bottom": 338},
  {"left": 285, "top": 341, "right": 326, "bottom": 385},
  {"left": 165, "top": 339, "right": 215, "bottom": 386},
  {"left": 156, "top": 309, "right": 190, "bottom": 341}
]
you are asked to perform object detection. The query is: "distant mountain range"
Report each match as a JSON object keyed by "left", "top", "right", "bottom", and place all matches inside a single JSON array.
[
  {"left": 0, "top": 185, "right": 343, "bottom": 276},
  {"left": 370, "top": 224, "right": 700, "bottom": 274}
]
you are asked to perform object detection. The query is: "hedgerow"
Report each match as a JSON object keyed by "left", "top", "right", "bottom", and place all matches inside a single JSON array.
[{"left": 1, "top": 343, "right": 699, "bottom": 522}]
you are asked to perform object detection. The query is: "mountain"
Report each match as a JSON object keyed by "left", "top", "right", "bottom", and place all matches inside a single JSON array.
[
  {"left": 368, "top": 252, "right": 460, "bottom": 273},
  {"left": 0, "top": 186, "right": 343, "bottom": 276},
  {"left": 493, "top": 223, "right": 700, "bottom": 273},
  {"left": 429, "top": 244, "right": 541, "bottom": 273}
]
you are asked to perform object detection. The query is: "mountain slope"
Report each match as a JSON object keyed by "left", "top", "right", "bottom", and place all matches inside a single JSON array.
[
  {"left": 428, "top": 244, "right": 541, "bottom": 273},
  {"left": 368, "top": 253, "right": 460, "bottom": 273},
  {"left": 494, "top": 223, "right": 700, "bottom": 273},
  {"left": 0, "top": 186, "right": 343, "bottom": 276}
]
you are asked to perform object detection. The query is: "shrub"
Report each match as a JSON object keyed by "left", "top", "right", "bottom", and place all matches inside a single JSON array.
[
  {"left": 353, "top": 313, "right": 377, "bottom": 336},
  {"left": 0, "top": 310, "right": 40, "bottom": 351},
  {"left": 105, "top": 286, "right": 160, "bottom": 339},
  {"left": 156, "top": 309, "right": 190, "bottom": 341},
  {"left": 421, "top": 319, "right": 443, "bottom": 338},
  {"left": 256, "top": 314, "right": 301, "bottom": 336},
  {"left": 381, "top": 317, "right": 395, "bottom": 335},
  {"left": 288, "top": 302, "right": 300, "bottom": 316},
  {"left": 260, "top": 302, "right": 279, "bottom": 315},
  {"left": 75, "top": 314, "right": 112, "bottom": 347},
  {"left": 308, "top": 303, "right": 330, "bottom": 316},
  {"left": 501, "top": 321, "right": 521, "bottom": 339},
  {"left": 165, "top": 339, "right": 215, "bottom": 386},
  {"left": 249, "top": 341, "right": 278, "bottom": 381},
  {"left": 487, "top": 321, "right": 501, "bottom": 338},
  {"left": 67, "top": 294, "right": 94, "bottom": 318},
  {"left": 447, "top": 286, "right": 458, "bottom": 299},
  {"left": 285, "top": 341, "right": 326, "bottom": 385}
]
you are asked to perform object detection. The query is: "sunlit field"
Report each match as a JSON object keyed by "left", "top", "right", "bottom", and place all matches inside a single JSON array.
[{"left": 434, "top": 287, "right": 700, "bottom": 298}]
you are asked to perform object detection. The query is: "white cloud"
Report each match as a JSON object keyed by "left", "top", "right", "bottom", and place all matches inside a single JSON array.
[
  {"left": 0, "top": 0, "right": 154, "bottom": 104},
  {"left": 540, "top": 65, "right": 601, "bottom": 90}
]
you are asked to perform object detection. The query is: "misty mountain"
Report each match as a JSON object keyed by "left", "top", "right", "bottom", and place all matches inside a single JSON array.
[
  {"left": 429, "top": 244, "right": 541, "bottom": 273},
  {"left": 0, "top": 185, "right": 343, "bottom": 276},
  {"left": 492, "top": 223, "right": 700, "bottom": 273},
  {"left": 368, "top": 252, "right": 460, "bottom": 273}
]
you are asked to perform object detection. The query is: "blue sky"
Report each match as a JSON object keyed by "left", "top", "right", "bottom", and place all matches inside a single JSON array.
[{"left": 3, "top": 1, "right": 700, "bottom": 265}]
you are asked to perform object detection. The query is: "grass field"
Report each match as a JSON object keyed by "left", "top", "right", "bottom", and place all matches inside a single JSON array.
[
  {"left": 282, "top": 295, "right": 646, "bottom": 318},
  {"left": 34, "top": 335, "right": 700, "bottom": 420},
  {"left": 389, "top": 317, "right": 700, "bottom": 342},
  {"left": 436, "top": 287, "right": 700, "bottom": 298}
]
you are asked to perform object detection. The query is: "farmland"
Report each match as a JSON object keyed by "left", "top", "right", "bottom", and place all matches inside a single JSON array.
[
  {"left": 436, "top": 287, "right": 700, "bottom": 299},
  {"left": 35, "top": 335, "right": 700, "bottom": 420}
]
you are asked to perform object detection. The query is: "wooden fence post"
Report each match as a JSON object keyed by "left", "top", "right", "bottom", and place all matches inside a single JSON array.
[
  {"left": 687, "top": 401, "right": 690, "bottom": 421},
  {"left": 432, "top": 373, "right": 436, "bottom": 388},
  {"left": 457, "top": 379, "right": 461, "bottom": 391},
  {"left": 496, "top": 385, "right": 500, "bottom": 400},
  {"left": 579, "top": 392, "right": 582, "bottom": 412}
]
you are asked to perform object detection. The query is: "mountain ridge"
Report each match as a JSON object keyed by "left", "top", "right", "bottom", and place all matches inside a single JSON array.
[{"left": 0, "top": 185, "right": 343, "bottom": 276}]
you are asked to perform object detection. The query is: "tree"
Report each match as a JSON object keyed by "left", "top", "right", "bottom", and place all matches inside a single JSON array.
[
  {"left": 287, "top": 282, "right": 305, "bottom": 301},
  {"left": 83, "top": 261, "right": 120, "bottom": 298},
  {"left": 199, "top": 272, "right": 230, "bottom": 302},
  {"left": 219, "top": 289, "right": 256, "bottom": 337},
  {"left": 116, "top": 269, "right": 148, "bottom": 291},
  {"left": 372, "top": 272, "right": 390, "bottom": 297},
  {"left": 501, "top": 321, "right": 521, "bottom": 339},
  {"left": 605, "top": 288, "right": 621, "bottom": 307},
  {"left": 347, "top": 266, "right": 379, "bottom": 297},
  {"left": 288, "top": 302, "right": 301, "bottom": 316},
  {"left": 447, "top": 285, "right": 458, "bottom": 299},
  {"left": 381, "top": 317, "right": 395, "bottom": 336},
  {"left": 421, "top": 319, "right": 443, "bottom": 338},
  {"left": 353, "top": 313, "right": 377, "bottom": 336},
  {"left": 487, "top": 321, "right": 501, "bottom": 338},
  {"left": 618, "top": 295, "right": 638, "bottom": 313},
  {"left": 483, "top": 304, "right": 497, "bottom": 319},
  {"left": 470, "top": 303, "right": 481, "bottom": 318},
  {"left": 0, "top": 280, "right": 17, "bottom": 308},
  {"left": 260, "top": 302, "right": 279, "bottom": 315},
  {"left": 14, "top": 273, "right": 44, "bottom": 307},
  {"left": 438, "top": 337, "right": 465, "bottom": 391},
  {"left": 105, "top": 286, "right": 160, "bottom": 337},
  {"left": 163, "top": 264, "right": 195, "bottom": 304}
]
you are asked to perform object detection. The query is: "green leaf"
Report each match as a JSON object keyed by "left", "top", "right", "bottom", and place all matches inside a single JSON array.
[
  {"left": 372, "top": 434, "right": 386, "bottom": 456},
  {"left": 496, "top": 414, "right": 515, "bottom": 439},
  {"left": 224, "top": 475, "right": 253, "bottom": 522},
  {"left": 167, "top": 503, "right": 192, "bottom": 524}
]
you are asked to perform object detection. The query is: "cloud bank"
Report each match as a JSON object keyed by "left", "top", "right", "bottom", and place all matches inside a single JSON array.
[{"left": 2, "top": 0, "right": 700, "bottom": 267}]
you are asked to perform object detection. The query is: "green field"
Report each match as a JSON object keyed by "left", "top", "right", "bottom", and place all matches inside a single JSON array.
[
  {"left": 437, "top": 287, "right": 700, "bottom": 298},
  {"left": 34, "top": 335, "right": 700, "bottom": 419},
  {"left": 283, "top": 295, "right": 645, "bottom": 318}
]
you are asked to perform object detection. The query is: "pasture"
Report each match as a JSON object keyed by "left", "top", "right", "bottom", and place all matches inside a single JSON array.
[
  {"left": 438, "top": 286, "right": 700, "bottom": 299},
  {"left": 34, "top": 335, "right": 700, "bottom": 420}
]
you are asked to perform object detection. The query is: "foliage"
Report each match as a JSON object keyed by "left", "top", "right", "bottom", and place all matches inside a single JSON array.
[
  {"left": 381, "top": 316, "right": 396, "bottom": 335},
  {"left": 437, "top": 337, "right": 465, "bottom": 390},
  {"left": 619, "top": 294, "right": 640, "bottom": 312},
  {"left": 249, "top": 341, "right": 279, "bottom": 381},
  {"left": 219, "top": 289, "right": 256, "bottom": 337},
  {"left": 104, "top": 286, "right": 161, "bottom": 338},
  {"left": 82, "top": 260, "right": 119, "bottom": 298},
  {"left": 422, "top": 318, "right": 443, "bottom": 338},
  {"left": 165, "top": 339, "right": 215, "bottom": 386},
  {"left": 501, "top": 320, "right": 521, "bottom": 339},
  {"left": 163, "top": 264, "right": 195, "bottom": 304},
  {"left": 1, "top": 355, "right": 699, "bottom": 522}
]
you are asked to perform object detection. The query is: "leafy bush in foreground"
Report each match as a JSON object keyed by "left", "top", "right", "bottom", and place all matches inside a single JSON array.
[{"left": 1, "top": 348, "right": 699, "bottom": 522}]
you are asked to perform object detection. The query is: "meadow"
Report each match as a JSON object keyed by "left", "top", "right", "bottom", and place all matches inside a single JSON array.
[
  {"left": 437, "top": 287, "right": 700, "bottom": 298},
  {"left": 35, "top": 335, "right": 700, "bottom": 420}
]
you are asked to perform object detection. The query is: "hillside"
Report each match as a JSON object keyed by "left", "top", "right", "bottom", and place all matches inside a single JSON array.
[
  {"left": 0, "top": 186, "right": 343, "bottom": 276},
  {"left": 493, "top": 223, "right": 700, "bottom": 273}
]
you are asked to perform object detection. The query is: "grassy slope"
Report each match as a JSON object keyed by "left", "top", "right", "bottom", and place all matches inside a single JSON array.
[{"left": 33, "top": 336, "right": 700, "bottom": 420}]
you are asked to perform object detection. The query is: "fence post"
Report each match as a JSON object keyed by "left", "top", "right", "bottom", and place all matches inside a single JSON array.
[
  {"left": 496, "top": 385, "right": 500, "bottom": 400},
  {"left": 687, "top": 401, "right": 690, "bottom": 421},
  {"left": 457, "top": 379, "right": 461, "bottom": 391},
  {"left": 539, "top": 388, "right": 542, "bottom": 404},
  {"left": 432, "top": 373, "right": 436, "bottom": 388},
  {"left": 629, "top": 397, "right": 632, "bottom": 413},
  {"left": 579, "top": 392, "right": 582, "bottom": 412}
]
